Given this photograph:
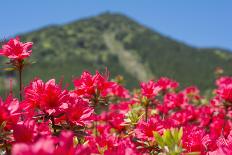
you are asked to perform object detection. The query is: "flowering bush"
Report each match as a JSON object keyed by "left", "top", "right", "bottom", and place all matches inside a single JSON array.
[{"left": 0, "top": 38, "right": 232, "bottom": 155}]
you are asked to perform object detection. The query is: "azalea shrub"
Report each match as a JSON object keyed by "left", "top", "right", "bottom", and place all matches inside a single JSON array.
[{"left": 0, "top": 38, "right": 232, "bottom": 155}]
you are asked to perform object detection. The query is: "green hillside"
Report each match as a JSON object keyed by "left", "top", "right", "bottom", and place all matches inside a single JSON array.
[{"left": 2, "top": 12, "right": 232, "bottom": 92}]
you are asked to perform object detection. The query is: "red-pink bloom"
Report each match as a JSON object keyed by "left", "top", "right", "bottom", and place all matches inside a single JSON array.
[
  {"left": 66, "top": 95, "right": 94, "bottom": 126},
  {"left": 209, "top": 117, "right": 231, "bottom": 139},
  {"left": 216, "top": 76, "right": 232, "bottom": 88},
  {"left": 183, "top": 86, "right": 200, "bottom": 95},
  {"left": 39, "top": 80, "right": 69, "bottom": 115},
  {"left": 162, "top": 92, "right": 186, "bottom": 112},
  {"left": 54, "top": 131, "right": 77, "bottom": 155},
  {"left": 13, "top": 120, "right": 35, "bottom": 143},
  {"left": 210, "top": 96, "right": 223, "bottom": 107},
  {"left": 24, "top": 79, "right": 70, "bottom": 115},
  {"left": 157, "top": 92, "right": 186, "bottom": 114},
  {"left": 208, "top": 131, "right": 232, "bottom": 155},
  {"left": 0, "top": 95, "right": 20, "bottom": 129},
  {"left": 0, "top": 37, "right": 33, "bottom": 60},
  {"left": 96, "top": 124, "right": 111, "bottom": 135},
  {"left": 75, "top": 146, "right": 92, "bottom": 155},
  {"left": 110, "top": 84, "right": 130, "bottom": 98},
  {"left": 13, "top": 119, "right": 51, "bottom": 143},
  {"left": 12, "top": 131, "right": 77, "bottom": 155},
  {"left": 168, "top": 104, "right": 196, "bottom": 126},
  {"left": 86, "top": 131, "right": 137, "bottom": 154},
  {"left": 156, "top": 77, "right": 179, "bottom": 91},
  {"left": 197, "top": 106, "right": 213, "bottom": 127},
  {"left": 73, "top": 71, "right": 95, "bottom": 96},
  {"left": 109, "top": 101, "right": 131, "bottom": 114},
  {"left": 182, "top": 127, "right": 207, "bottom": 153},
  {"left": 104, "top": 138, "right": 139, "bottom": 155},
  {"left": 12, "top": 137, "right": 55, "bottom": 155},
  {"left": 183, "top": 86, "right": 201, "bottom": 101},
  {"left": 140, "top": 80, "right": 161, "bottom": 99},
  {"left": 108, "top": 112, "right": 125, "bottom": 131},
  {"left": 217, "top": 84, "right": 232, "bottom": 103},
  {"left": 73, "top": 71, "right": 116, "bottom": 98},
  {"left": 24, "top": 79, "right": 46, "bottom": 109},
  {"left": 86, "top": 133, "right": 118, "bottom": 154},
  {"left": 135, "top": 116, "right": 165, "bottom": 140}
]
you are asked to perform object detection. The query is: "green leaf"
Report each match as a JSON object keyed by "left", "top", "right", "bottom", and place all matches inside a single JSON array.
[
  {"left": 171, "top": 128, "right": 182, "bottom": 144},
  {"left": 3, "top": 67, "right": 15, "bottom": 71},
  {"left": 73, "top": 136, "right": 78, "bottom": 146},
  {"left": 171, "top": 128, "right": 178, "bottom": 143},
  {"left": 0, "top": 121, "right": 6, "bottom": 131},
  {"left": 163, "top": 129, "right": 173, "bottom": 147},
  {"left": 185, "top": 152, "right": 200, "bottom": 155},
  {"left": 178, "top": 127, "right": 183, "bottom": 142},
  {"left": 153, "top": 131, "right": 164, "bottom": 148}
]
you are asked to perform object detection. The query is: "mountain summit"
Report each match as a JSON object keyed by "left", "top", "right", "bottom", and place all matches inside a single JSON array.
[{"left": 17, "top": 12, "right": 232, "bottom": 90}]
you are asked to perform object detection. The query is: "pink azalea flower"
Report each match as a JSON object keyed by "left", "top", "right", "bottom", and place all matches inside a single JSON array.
[
  {"left": 156, "top": 77, "right": 179, "bottom": 92},
  {"left": 182, "top": 127, "right": 207, "bottom": 153},
  {"left": 12, "top": 131, "right": 77, "bottom": 155},
  {"left": 109, "top": 101, "right": 131, "bottom": 114},
  {"left": 0, "top": 37, "right": 33, "bottom": 60},
  {"left": 12, "top": 137, "right": 55, "bottom": 155},
  {"left": 104, "top": 138, "right": 140, "bottom": 155},
  {"left": 24, "top": 78, "right": 70, "bottom": 115},
  {"left": 209, "top": 117, "right": 231, "bottom": 139},
  {"left": 183, "top": 86, "right": 201, "bottom": 101},
  {"left": 66, "top": 95, "right": 94, "bottom": 126},
  {"left": 217, "top": 84, "right": 232, "bottom": 103},
  {"left": 109, "top": 84, "right": 130, "bottom": 98},
  {"left": 54, "top": 131, "right": 77, "bottom": 155},
  {"left": 169, "top": 104, "right": 196, "bottom": 126},
  {"left": 24, "top": 79, "right": 45, "bottom": 109},
  {"left": 140, "top": 80, "right": 161, "bottom": 99},
  {"left": 0, "top": 95, "right": 20, "bottom": 130},
  {"left": 73, "top": 71, "right": 116, "bottom": 99},
  {"left": 108, "top": 112, "right": 125, "bottom": 131},
  {"left": 216, "top": 76, "right": 232, "bottom": 88},
  {"left": 197, "top": 106, "right": 213, "bottom": 127},
  {"left": 135, "top": 116, "right": 165, "bottom": 141},
  {"left": 163, "top": 92, "right": 186, "bottom": 111},
  {"left": 208, "top": 131, "right": 232, "bottom": 155},
  {"left": 86, "top": 133, "right": 118, "bottom": 154},
  {"left": 13, "top": 119, "right": 51, "bottom": 143}
]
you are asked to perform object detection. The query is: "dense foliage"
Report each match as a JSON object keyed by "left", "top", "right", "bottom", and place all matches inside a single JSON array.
[{"left": 1, "top": 38, "right": 232, "bottom": 155}]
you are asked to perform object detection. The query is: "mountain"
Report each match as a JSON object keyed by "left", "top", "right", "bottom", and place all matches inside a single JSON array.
[{"left": 2, "top": 12, "right": 232, "bottom": 92}]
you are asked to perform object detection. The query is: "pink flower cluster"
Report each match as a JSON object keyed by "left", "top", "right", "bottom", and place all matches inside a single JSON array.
[
  {"left": 0, "top": 37, "right": 32, "bottom": 61},
  {"left": 1, "top": 38, "right": 232, "bottom": 155}
]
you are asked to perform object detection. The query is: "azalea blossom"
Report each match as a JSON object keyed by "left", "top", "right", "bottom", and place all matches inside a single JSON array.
[
  {"left": 0, "top": 95, "right": 20, "bottom": 130},
  {"left": 182, "top": 127, "right": 207, "bottom": 153},
  {"left": 66, "top": 95, "right": 94, "bottom": 126},
  {"left": 140, "top": 80, "right": 161, "bottom": 99},
  {"left": 12, "top": 137, "right": 55, "bottom": 155},
  {"left": 208, "top": 131, "right": 232, "bottom": 155},
  {"left": 24, "top": 78, "right": 70, "bottom": 115},
  {"left": 73, "top": 71, "right": 116, "bottom": 98},
  {"left": 135, "top": 116, "right": 165, "bottom": 140},
  {"left": 0, "top": 37, "right": 33, "bottom": 60},
  {"left": 156, "top": 77, "right": 179, "bottom": 91},
  {"left": 12, "top": 131, "right": 80, "bottom": 155},
  {"left": 13, "top": 119, "right": 51, "bottom": 143},
  {"left": 217, "top": 84, "right": 232, "bottom": 103}
]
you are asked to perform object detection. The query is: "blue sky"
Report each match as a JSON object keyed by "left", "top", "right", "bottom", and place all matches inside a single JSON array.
[{"left": 0, "top": 0, "right": 231, "bottom": 50}]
